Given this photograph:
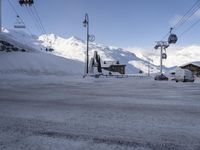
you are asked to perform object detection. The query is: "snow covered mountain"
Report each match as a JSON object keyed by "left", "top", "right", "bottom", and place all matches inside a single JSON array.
[
  {"left": 0, "top": 29, "right": 84, "bottom": 75},
  {"left": 39, "top": 34, "right": 160, "bottom": 74},
  {"left": 0, "top": 28, "right": 175, "bottom": 75}
]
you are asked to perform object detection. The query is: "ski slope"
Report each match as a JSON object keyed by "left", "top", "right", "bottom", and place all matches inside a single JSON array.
[{"left": 0, "top": 29, "right": 84, "bottom": 76}]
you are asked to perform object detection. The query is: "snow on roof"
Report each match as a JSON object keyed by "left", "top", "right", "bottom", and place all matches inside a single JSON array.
[
  {"left": 101, "top": 61, "right": 126, "bottom": 68},
  {"left": 181, "top": 61, "right": 200, "bottom": 67}
]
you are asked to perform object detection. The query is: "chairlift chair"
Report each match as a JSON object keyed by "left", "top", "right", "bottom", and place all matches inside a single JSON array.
[
  {"left": 14, "top": 15, "right": 26, "bottom": 29},
  {"left": 19, "top": 0, "right": 24, "bottom": 5},
  {"left": 19, "top": 0, "right": 34, "bottom": 6}
]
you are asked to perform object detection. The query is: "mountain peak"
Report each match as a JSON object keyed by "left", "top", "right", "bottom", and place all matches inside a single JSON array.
[{"left": 67, "top": 36, "right": 85, "bottom": 43}]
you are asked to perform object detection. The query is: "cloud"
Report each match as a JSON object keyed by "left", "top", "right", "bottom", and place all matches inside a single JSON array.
[{"left": 125, "top": 45, "right": 200, "bottom": 67}]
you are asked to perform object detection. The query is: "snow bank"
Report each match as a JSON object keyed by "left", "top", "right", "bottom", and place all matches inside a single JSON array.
[{"left": 0, "top": 52, "right": 84, "bottom": 76}]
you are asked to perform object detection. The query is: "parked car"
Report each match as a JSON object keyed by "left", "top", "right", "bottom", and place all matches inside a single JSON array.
[
  {"left": 154, "top": 74, "right": 168, "bottom": 81},
  {"left": 175, "top": 67, "right": 194, "bottom": 82}
]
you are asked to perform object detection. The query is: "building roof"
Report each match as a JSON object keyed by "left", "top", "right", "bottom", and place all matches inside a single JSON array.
[
  {"left": 102, "top": 64, "right": 126, "bottom": 68},
  {"left": 181, "top": 61, "right": 200, "bottom": 68},
  {"left": 101, "top": 61, "right": 126, "bottom": 68}
]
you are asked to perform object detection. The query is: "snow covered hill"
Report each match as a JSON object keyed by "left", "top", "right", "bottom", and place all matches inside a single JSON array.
[
  {"left": 1, "top": 28, "right": 200, "bottom": 76},
  {"left": 39, "top": 34, "right": 160, "bottom": 74},
  {"left": 0, "top": 29, "right": 84, "bottom": 76},
  {"left": 0, "top": 52, "right": 84, "bottom": 75},
  {"left": 0, "top": 28, "right": 170, "bottom": 75}
]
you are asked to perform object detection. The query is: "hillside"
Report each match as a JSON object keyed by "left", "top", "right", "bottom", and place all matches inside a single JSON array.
[
  {"left": 39, "top": 34, "right": 160, "bottom": 74},
  {"left": 0, "top": 28, "right": 172, "bottom": 75},
  {"left": 0, "top": 29, "right": 84, "bottom": 76}
]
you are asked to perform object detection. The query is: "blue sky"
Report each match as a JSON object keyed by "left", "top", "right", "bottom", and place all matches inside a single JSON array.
[{"left": 2, "top": 0, "right": 200, "bottom": 49}]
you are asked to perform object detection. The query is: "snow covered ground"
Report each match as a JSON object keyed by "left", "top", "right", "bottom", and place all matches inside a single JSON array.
[
  {"left": 0, "top": 28, "right": 200, "bottom": 150},
  {"left": 0, "top": 52, "right": 84, "bottom": 76},
  {"left": 0, "top": 75, "right": 200, "bottom": 150}
]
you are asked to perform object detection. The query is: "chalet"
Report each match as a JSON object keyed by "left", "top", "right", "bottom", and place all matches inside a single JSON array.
[
  {"left": 102, "top": 61, "right": 126, "bottom": 74},
  {"left": 180, "top": 61, "right": 200, "bottom": 77}
]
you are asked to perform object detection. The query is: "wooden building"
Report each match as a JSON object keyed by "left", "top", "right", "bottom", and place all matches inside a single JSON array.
[
  {"left": 180, "top": 62, "right": 200, "bottom": 76},
  {"left": 102, "top": 61, "right": 126, "bottom": 74}
]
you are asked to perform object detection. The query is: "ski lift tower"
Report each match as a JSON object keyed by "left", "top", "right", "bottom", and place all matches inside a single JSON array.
[{"left": 154, "top": 41, "right": 169, "bottom": 74}]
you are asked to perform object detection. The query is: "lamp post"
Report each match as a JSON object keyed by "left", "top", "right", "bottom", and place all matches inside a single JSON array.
[
  {"left": 83, "top": 13, "right": 89, "bottom": 75},
  {"left": 83, "top": 13, "right": 95, "bottom": 76}
]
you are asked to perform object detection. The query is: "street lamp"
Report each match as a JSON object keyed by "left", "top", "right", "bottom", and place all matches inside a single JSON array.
[
  {"left": 83, "top": 13, "right": 95, "bottom": 76},
  {"left": 83, "top": 13, "right": 89, "bottom": 75}
]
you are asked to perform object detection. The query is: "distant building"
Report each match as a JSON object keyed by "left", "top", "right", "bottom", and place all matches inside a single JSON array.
[
  {"left": 180, "top": 61, "right": 200, "bottom": 77},
  {"left": 102, "top": 61, "right": 126, "bottom": 74}
]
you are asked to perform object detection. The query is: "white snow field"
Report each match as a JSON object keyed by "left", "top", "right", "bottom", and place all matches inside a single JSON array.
[
  {"left": 0, "top": 52, "right": 84, "bottom": 76},
  {"left": 0, "top": 75, "right": 200, "bottom": 150},
  {"left": 0, "top": 28, "right": 200, "bottom": 150}
]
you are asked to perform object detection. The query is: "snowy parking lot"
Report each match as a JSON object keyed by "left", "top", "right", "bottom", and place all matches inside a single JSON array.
[{"left": 0, "top": 75, "right": 200, "bottom": 150}]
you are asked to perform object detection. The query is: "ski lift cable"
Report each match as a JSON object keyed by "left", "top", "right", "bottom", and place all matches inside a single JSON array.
[
  {"left": 32, "top": 5, "right": 50, "bottom": 45},
  {"left": 174, "top": 4, "right": 200, "bottom": 32},
  {"left": 25, "top": 6, "right": 44, "bottom": 35},
  {"left": 29, "top": 7, "right": 45, "bottom": 33},
  {"left": 25, "top": 7, "right": 43, "bottom": 34},
  {"left": 29, "top": 4, "right": 50, "bottom": 44},
  {"left": 24, "top": 6, "right": 48, "bottom": 43},
  {"left": 8, "top": 0, "right": 45, "bottom": 51},
  {"left": 161, "top": 0, "right": 200, "bottom": 41},
  {"left": 32, "top": 5, "right": 47, "bottom": 35},
  {"left": 15, "top": 0, "right": 46, "bottom": 38},
  {"left": 7, "top": 0, "right": 33, "bottom": 36},
  {"left": 173, "top": 0, "right": 200, "bottom": 30},
  {"left": 179, "top": 17, "right": 200, "bottom": 38}
]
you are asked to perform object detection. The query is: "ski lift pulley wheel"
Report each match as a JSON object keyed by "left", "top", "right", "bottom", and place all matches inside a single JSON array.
[
  {"left": 162, "top": 53, "right": 167, "bottom": 59},
  {"left": 89, "top": 35, "right": 95, "bottom": 42}
]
